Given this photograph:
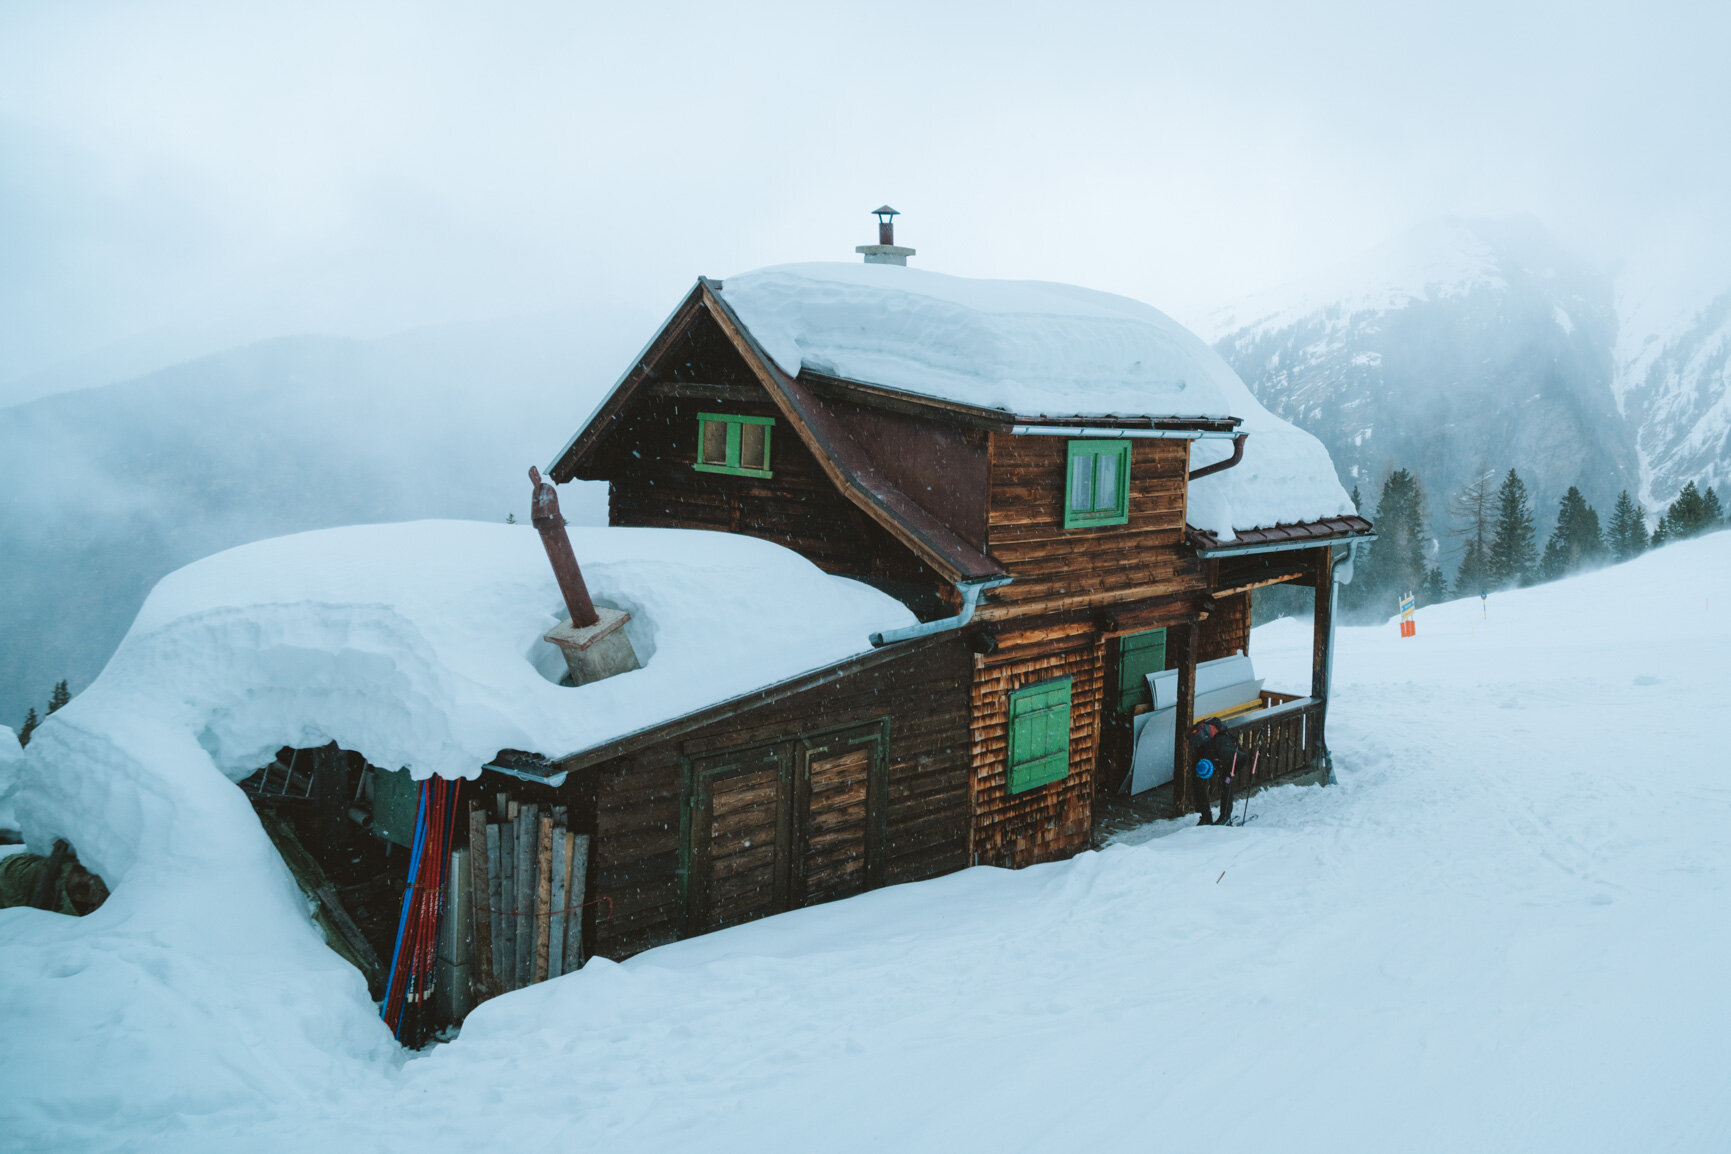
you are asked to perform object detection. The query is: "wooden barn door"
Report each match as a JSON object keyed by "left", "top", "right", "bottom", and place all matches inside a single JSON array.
[
  {"left": 686, "top": 721, "right": 888, "bottom": 934},
  {"left": 689, "top": 744, "right": 791, "bottom": 933},
  {"left": 794, "top": 721, "right": 887, "bottom": 908}
]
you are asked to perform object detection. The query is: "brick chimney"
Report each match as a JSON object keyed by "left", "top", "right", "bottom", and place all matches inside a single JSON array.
[{"left": 855, "top": 205, "right": 916, "bottom": 266}]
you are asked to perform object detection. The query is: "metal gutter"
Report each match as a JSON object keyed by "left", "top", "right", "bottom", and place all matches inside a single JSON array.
[
  {"left": 1010, "top": 425, "right": 1242, "bottom": 440},
  {"left": 481, "top": 757, "right": 569, "bottom": 789},
  {"left": 869, "top": 575, "right": 1014, "bottom": 647},
  {"left": 1195, "top": 531, "right": 1377, "bottom": 560}
]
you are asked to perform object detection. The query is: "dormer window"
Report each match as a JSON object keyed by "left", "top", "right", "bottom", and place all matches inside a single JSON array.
[
  {"left": 1063, "top": 440, "right": 1130, "bottom": 528},
  {"left": 694, "top": 413, "right": 775, "bottom": 478}
]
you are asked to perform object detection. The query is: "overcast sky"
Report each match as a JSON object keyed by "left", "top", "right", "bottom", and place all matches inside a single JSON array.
[{"left": 3, "top": 0, "right": 1729, "bottom": 402}]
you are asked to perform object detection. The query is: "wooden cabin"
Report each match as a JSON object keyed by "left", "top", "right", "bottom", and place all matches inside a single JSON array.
[
  {"left": 488, "top": 261, "right": 1374, "bottom": 963},
  {"left": 244, "top": 259, "right": 1372, "bottom": 1032}
]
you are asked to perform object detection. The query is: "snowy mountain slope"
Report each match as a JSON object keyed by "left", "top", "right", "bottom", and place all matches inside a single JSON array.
[
  {"left": 1209, "top": 218, "right": 1639, "bottom": 541},
  {"left": 2, "top": 529, "right": 1729, "bottom": 1151},
  {"left": 0, "top": 309, "right": 650, "bottom": 727},
  {"left": 1615, "top": 287, "right": 1731, "bottom": 506}
]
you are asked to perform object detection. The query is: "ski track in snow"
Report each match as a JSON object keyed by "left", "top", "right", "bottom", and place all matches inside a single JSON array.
[{"left": 5, "top": 535, "right": 1731, "bottom": 1152}]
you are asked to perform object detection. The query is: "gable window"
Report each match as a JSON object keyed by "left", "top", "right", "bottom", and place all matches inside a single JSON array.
[
  {"left": 694, "top": 412, "right": 774, "bottom": 478},
  {"left": 1064, "top": 440, "right": 1130, "bottom": 528},
  {"left": 1007, "top": 677, "right": 1072, "bottom": 794}
]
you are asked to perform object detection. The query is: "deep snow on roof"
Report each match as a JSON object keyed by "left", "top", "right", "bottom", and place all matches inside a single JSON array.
[
  {"left": 100, "top": 520, "right": 917, "bottom": 785},
  {"left": 717, "top": 262, "right": 1354, "bottom": 535}
]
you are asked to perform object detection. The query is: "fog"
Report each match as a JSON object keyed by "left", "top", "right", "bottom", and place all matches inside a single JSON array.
[
  {"left": 5, "top": 0, "right": 1730, "bottom": 401},
  {"left": 4, "top": 1, "right": 1730, "bottom": 723}
]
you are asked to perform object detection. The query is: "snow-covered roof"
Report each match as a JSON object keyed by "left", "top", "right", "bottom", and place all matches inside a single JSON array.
[
  {"left": 69, "top": 521, "right": 917, "bottom": 789},
  {"left": 717, "top": 262, "right": 1354, "bottom": 536}
]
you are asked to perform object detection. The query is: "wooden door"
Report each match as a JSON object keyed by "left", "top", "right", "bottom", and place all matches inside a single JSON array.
[
  {"left": 795, "top": 723, "right": 886, "bottom": 908},
  {"left": 689, "top": 744, "right": 790, "bottom": 932},
  {"left": 685, "top": 721, "right": 888, "bottom": 934}
]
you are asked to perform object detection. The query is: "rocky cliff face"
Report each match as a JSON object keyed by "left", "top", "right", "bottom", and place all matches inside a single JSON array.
[
  {"left": 1208, "top": 219, "right": 1644, "bottom": 548},
  {"left": 1617, "top": 289, "right": 1731, "bottom": 509}
]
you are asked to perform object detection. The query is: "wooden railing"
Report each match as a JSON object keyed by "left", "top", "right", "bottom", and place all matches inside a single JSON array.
[{"left": 1224, "top": 696, "right": 1323, "bottom": 783}]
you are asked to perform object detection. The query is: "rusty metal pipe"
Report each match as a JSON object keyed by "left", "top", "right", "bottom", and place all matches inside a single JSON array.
[
  {"left": 528, "top": 466, "right": 599, "bottom": 628},
  {"left": 1187, "top": 433, "right": 1248, "bottom": 481}
]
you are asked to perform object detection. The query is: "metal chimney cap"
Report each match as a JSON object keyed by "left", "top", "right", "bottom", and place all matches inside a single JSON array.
[{"left": 872, "top": 205, "right": 899, "bottom": 220}]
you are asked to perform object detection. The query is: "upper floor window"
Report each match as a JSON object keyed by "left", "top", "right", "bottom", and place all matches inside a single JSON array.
[
  {"left": 1064, "top": 440, "right": 1129, "bottom": 528},
  {"left": 694, "top": 412, "right": 774, "bottom": 478}
]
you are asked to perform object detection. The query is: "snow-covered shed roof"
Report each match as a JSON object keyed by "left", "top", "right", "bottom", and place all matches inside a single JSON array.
[
  {"left": 715, "top": 263, "right": 1355, "bottom": 536},
  {"left": 65, "top": 521, "right": 916, "bottom": 786}
]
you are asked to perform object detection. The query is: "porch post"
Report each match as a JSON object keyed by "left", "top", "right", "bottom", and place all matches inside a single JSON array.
[
  {"left": 1310, "top": 547, "right": 1335, "bottom": 763},
  {"left": 1171, "top": 621, "right": 1196, "bottom": 816}
]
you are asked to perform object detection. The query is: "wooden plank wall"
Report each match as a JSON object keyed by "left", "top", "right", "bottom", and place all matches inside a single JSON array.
[
  {"left": 602, "top": 391, "right": 937, "bottom": 590},
  {"left": 1197, "top": 592, "right": 1251, "bottom": 662},
  {"left": 983, "top": 434, "right": 1205, "bottom": 613},
  {"left": 968, "top": 623, "right": 1104, "bottom": 867},
  {"left": 585, "top": 636, "right": 974, "bottom": 961}
]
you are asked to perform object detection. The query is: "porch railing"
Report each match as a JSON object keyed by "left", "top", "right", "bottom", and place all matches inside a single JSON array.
[{"left": 1223, "top": 696, "right": 1323, "bottom": 783}]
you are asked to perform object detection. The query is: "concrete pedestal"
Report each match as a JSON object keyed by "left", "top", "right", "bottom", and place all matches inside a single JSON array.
[{"left": 544, "top": 607, "right": 640, "bottom": 686}]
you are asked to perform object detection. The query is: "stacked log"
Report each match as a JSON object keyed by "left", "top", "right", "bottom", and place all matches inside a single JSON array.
[{"left": 466, "top": 796, "right": 589, "bottom": 999}]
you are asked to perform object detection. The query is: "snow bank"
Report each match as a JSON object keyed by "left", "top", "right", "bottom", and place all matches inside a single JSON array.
[
  {"left": 719, "top": 262, "right": 1352, "bottom": 535},
  {"left": 0, "top": 725, "right": 18, "bottom": 830},
  {"left": 8, "top": 531, "right": 1726, "bottom": 1152},
  {"left": 0, "top": 519, "right": 913, "bottom": 1136}
]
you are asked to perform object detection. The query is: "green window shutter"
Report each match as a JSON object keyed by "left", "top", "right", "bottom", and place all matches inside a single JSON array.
[
  {"left": 694, "top": 413, "right": 775, "bottom": 478},
  {"left": 1063, "top": 440, "right": 1130, "bottom": 528},
  {"left": 1115, "top": 628, "right": 1167, "bottom": 713},
  {"left": 1007, "top": 677, "right": 1072, "bottom": 794}
]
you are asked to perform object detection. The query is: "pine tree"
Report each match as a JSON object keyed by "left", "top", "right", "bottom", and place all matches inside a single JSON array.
[
  {"left": 1651, "top": 510, "right": 1671, "bottom": 547},
  {"left": 1349, "top": 468, "right": 1429, "bottom": 615},
  {"left": 1538, "top": 486, "right": 1605, "bottom": 581},
  {"left": 48, "top": 680, "right": 70, "bottom": 715},
  {"left": 1350, "top": 485, "right": 1362, "bottom": 513},
  {"left": 18, "top": 707, "right": 39, "bottom": 748},
  {"left": 1606, "top": 490, "right": 1648, "bottom": 561},
  {"left": 1447, "top": 467, "right": 1497, "bottom": 598},
  {"left": 1422, "top": 565, "right": 1447, "bottom": 605},
  {"left": 1487, "top": 468, "right": 1537, "bottom": 589},
  {"left": 1454, "top": 538, "right": 1489, "bottom": 597},
  {"left": 1663, "top": 480, "right": 1715, "bottom": 540},
  {"left": 1703, "top": 485, "right": 1724, "bottom": 529}
]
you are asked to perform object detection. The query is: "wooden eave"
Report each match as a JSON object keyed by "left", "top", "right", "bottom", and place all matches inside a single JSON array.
[
  {"left": 490, "top": 630, "right": 959, "bottom": 780},
  {"left": 1187, "top": 514, "right": 1377, "bottom": 558},
  {"left": 551, "top": 278, "right": 1002, "bottom": 584}
]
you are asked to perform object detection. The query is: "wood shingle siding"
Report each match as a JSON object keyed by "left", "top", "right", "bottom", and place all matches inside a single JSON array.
[
  {"left": 586, "top": 635, "right": 973, "bottom": 961},
  {"left": 983, "top": 434, "right": 1206, "bottom": 615},
  {"left": 1197, "top": 592, "right": 1251, "bottom": 663},
  {"left": 968, "top": 623, "right": 1104, "bottom": 867}
]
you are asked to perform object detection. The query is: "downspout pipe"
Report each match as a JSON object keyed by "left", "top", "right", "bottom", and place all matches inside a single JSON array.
[
  {"left": 1186, "top": 433, "right": 1248, "bottom": 481},
  {"left": 1324, "top": 537, "right": 1366, "bottom": 705},
  {"left": 1321, "top": 537, "right": 1363, "bottom": 784},
  {"left": 869, "top": 576, "right": 1013, "bottom": 648}
]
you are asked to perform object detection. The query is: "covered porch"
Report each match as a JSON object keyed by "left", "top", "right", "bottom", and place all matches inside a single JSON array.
[{"left": 1095, "top": 517, "right": 1374, "bottom": 835}]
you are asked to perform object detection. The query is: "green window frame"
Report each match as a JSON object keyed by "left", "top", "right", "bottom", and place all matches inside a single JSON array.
[
  {"left": 1064, "top": 440, "right": 1130, "bottom": 528},
  {"left": 1007, "top": 677, "right": 1072, "bottom": 795},
  {"left": 1114, "top": 628, "right": 1167, "bottom": 714},
  {"left": 694, "top": 412, "right": 775, "bottom": 478}
]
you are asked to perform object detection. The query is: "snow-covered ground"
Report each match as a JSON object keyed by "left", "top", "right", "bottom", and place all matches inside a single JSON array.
[{"left": 4, "top": 531, "right": 1729, "bottom": 1152}]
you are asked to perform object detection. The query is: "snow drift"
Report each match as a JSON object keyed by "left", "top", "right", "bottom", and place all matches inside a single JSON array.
[
  {"left": 7, "top": 524, "right": 1730, "bottom": 1152},
  {"left": 0, "top": 519, "right": 913, "bottom": 1134},
  {"left": 717, "top": 262, "right": 1354, "bottom": 536}
]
